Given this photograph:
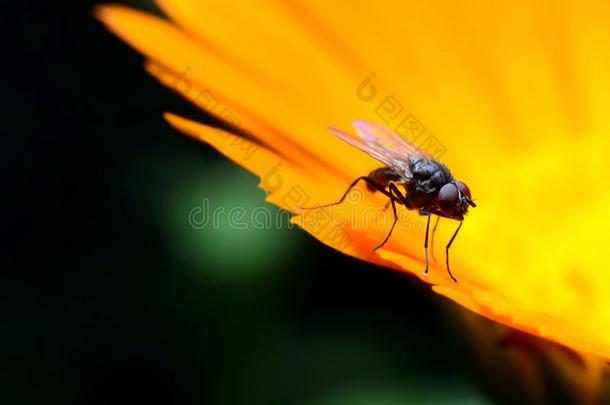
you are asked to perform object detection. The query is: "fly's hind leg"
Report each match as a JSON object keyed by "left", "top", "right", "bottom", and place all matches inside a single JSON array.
[
  {"left": 298, "top": 176, "right": 394, "bottom": 211},
  {"left": 299, "top": 176, "right": 409, "bottom": 255}
]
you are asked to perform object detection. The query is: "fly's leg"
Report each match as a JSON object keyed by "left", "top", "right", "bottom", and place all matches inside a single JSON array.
[
  {"left": 374, "top": 182, "right": 408, "bottom": 251},
  {"left": 298, "top": 176, "right": 393, "bottom": 211},
  {"left": 423, "top": 215, "right": 431, "bottom": 274},
  {"left": 430, "top": 216, "right": 440, "bottom": 263},
  {"left": 445, "top": 221, "right": 462, "bottom": 283},
  {"left": 373, "top": 193, "right": 398, "bottom": 251},
  {"left": 299, "top": 177, "right": 409, "bottom": 254},
  {"left": 387, "top": 182, "right": 407, "bottom": 205}
]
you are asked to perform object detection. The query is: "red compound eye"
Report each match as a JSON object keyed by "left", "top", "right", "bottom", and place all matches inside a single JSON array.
[{"left": 438, "top": 183, "right": 460, "bottom": 218}]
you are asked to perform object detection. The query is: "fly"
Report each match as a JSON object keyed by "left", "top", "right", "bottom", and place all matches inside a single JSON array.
[{"left": 306, "top": 120, "right": 476, "bottom": 282}]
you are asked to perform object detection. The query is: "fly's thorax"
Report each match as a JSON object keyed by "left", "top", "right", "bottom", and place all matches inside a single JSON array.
[
  {"left": 403, "top": 160, "right": 454, "bottom": 210},
  {"left": 409, "top": 160, "right": 453, "bottom": 194}
]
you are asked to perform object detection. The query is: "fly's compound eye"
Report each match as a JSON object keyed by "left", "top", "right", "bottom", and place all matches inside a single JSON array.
[
  {"left": 454, "top": 181, "right": 471, "bottom": 199},
  {"left": 455, "top": 181, "right": 476, "bottom": 208},
  {"left": 438, "top": 183, "right": 460, "bottom": 218}
]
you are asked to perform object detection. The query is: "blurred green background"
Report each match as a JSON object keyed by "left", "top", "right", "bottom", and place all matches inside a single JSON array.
[{"left": 3, "top": 1, "right": 494, "bottom": 404}]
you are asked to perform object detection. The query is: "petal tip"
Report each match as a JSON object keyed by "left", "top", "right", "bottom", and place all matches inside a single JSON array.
[
  {"left": 93, "top": 4, "right": 151, "bottom": 34},
  {"left": 162, "top": 112, "right": 187, "bottom": 129},
  {"left": 92, "top": 4, "right": 122, "bottom": 25}
]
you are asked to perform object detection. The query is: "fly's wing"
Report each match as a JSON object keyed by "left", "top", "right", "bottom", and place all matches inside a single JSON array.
[
  {"left": 330, "top": 120, "right": 432, "bottom": 181},
  {"left": 355, "top": 120, "right": 435, "bottom": 161}
]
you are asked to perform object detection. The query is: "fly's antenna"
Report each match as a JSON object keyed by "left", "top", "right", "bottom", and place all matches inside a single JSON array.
[{"left": 452, "top": 181, "right": 476, "bottom": 208}]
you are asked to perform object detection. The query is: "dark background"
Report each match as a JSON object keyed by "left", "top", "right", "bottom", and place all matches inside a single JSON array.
[{"left": 3, "top": 1, "right": 491, "bottom": 404}]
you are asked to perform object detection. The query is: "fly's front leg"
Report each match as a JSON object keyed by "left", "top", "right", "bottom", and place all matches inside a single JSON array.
[
  {"left": 445, "top": 221, "right": 462, "bottom": 283},
  {"left": 423, "top": 214, "right": 431, "bottom": 274},
  {"left": 430, "top": 216, "right": 440, "bottom": 263}
]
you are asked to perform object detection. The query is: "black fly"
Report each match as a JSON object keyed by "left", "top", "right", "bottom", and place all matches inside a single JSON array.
[{"left": 306, "top": 120, "right": 476, "bottom": 282}]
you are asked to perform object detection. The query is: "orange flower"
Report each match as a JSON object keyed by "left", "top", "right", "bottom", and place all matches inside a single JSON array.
[{"left": 96, "top": 1, "right": 610, "bottom": 360}]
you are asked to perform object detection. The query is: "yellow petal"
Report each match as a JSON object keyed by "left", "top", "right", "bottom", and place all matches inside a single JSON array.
[
  {"left": 95, "top": 4, "right": 376, "bottom": 180},
  {"left": 97, "top": 1, "right": 610, "bottom": 360}
]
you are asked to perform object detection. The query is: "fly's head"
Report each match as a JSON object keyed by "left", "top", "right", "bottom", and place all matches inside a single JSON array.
[{"left": 437, "top": 181, "right": 476, "bottom": 221}]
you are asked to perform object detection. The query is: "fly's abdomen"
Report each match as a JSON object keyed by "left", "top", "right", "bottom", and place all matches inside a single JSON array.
[{"left": 366, "top": 167, "right": 403, "bottom": 192}]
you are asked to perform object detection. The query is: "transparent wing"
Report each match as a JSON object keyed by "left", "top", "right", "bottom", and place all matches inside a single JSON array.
[
  {"left": 330, "top": 120, "right": 433, "bottom": 181},
  {"left": 354, "top": 120, "right": 434, "bottom": 161}
]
